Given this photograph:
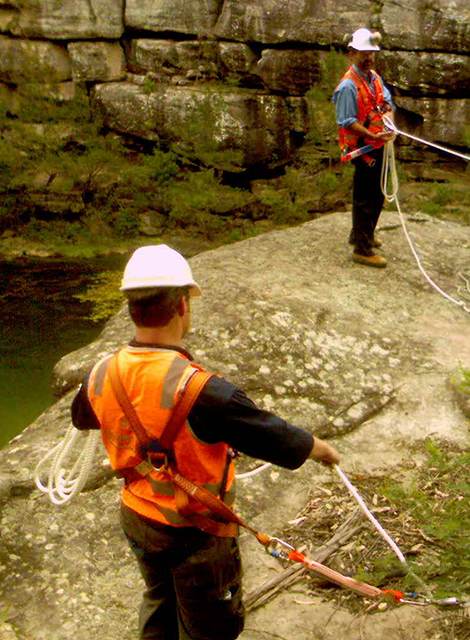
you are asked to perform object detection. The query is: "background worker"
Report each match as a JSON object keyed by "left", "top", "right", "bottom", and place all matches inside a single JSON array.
[
  {"left": 72, "top": 244, "right": 340, "bottom": 640},
  {"left": 333, "top": 28, "right": 395, "bottom": 268}
]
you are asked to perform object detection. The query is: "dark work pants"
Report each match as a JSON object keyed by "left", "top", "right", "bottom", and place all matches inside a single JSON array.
[
  {"left": 349, "top": 146, "right": 385, "bottom": 256},
  {"left": 120, "top": 504, "right": 244, "bottom": 640}
]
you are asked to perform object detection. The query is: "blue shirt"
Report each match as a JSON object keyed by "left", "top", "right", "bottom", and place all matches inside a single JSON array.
[{"left": 333, "top": 65, "right": 393, "bottom": 129}]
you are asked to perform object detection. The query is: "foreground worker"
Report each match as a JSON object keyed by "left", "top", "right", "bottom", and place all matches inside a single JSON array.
[
  {"left": 333, "top": 28, "right": 395, "bottom": 268},
  {"left": 72, "top": 244, "right": 340, "bottom": 640}
]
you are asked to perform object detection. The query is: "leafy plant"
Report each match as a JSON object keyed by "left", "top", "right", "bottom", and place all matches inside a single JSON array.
[
  {"left": 453, "top": 366, "right": 470, "bottom": 396},
  {"left": 170, "top": 90, "right": 244, "bottom": 174},
  {"left": 378, "top": 440, "right": 470, "bottom": 598},
  {"left": 167, "top": 169, "right": 250, "bottom": 238},
  {"left": 0, "top": 84, "right": 127, "bottom": 231},
  {"left": 305, "top": 48, "right": 348, "bottom": 155},
  {"left": 421, "top": 200, "right": 442, "bottom": 217},
  {"left": 112, "top": 208, "right": 141, "bottom": 238},
  {"left": 258, "top": 186, "right": 310, "bottom": 225},
  {"left": 143, "top": 77, "right": 159, "bottom": 94},
  {"left": 433, "top": 183, "right": 455, "bottom": 207},
  {"left": 0, "top": 605, "right": 11, "bottom": 627}
]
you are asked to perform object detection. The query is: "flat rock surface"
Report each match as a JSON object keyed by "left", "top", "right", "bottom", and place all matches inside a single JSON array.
[{"left": 1, "top": 209, "right": 470, "bottom": 639}]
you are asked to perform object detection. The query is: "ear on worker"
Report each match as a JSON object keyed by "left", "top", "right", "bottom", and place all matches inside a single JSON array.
[{"left": 178, "top": 295, "right": 187, "bottom": 317}]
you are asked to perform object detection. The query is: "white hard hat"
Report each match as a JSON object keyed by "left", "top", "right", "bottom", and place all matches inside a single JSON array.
[
  {"left": 348, "top": 28, "right": 382, "bottom": 51},
  {"left": 120, "top": 245, "right": 202, "bottom": 296}
]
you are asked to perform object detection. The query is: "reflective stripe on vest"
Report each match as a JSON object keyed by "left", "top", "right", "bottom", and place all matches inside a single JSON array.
[
  {"left": 337, "top": 66, "right": 386, "bottom": 153},
  {"left": 88, "top": 348, "right": 236, "bottom": 527}
]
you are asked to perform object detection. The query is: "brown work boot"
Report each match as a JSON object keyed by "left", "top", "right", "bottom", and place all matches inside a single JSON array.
[
  {"left": 373, "top": 236, "right": 383, "bottom": 248},
  {"left": 352, "top": 253, "right": 387, "bottom": 268}
]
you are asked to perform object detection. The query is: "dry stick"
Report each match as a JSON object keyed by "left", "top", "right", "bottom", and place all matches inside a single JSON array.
[{"left": 245, "top": 510, "right": 364, "bottom": 612}]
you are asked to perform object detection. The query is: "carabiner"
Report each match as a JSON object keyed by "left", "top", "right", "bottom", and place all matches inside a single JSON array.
[{"left": 266, "top": 537, "right": 295, "bottom": 560}]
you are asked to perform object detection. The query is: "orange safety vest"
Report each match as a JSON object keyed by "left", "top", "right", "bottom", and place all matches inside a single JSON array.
[
  {"left": 87, "top": 346, "right": 236, "bottom": 527},
  {"left": 337, "top": 66, "right": 387, "bottom": 154}
]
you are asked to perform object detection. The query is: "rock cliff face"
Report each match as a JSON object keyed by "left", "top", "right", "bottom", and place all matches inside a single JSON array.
[{"left": 1, "top": 0, "right": 470, "bottom": 168}]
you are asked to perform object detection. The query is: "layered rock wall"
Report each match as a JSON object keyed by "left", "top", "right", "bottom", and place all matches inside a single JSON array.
[{"left": 1, "top": 0, "right": 470, "bottom": 167}]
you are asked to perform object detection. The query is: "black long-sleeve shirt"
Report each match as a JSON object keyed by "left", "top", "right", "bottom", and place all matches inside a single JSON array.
[{"left": 71, "top": 342, "right": 313, "bottom": 470}]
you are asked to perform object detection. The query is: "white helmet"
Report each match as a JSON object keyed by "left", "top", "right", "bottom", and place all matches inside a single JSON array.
[
  {"left": 348, "top": 28, "right": 382, "bottom": 51},
  {"left": 120, "top": 245, "right": 202, "bottom": 296}
]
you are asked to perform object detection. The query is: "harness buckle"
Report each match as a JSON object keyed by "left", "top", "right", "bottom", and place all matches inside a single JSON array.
[
  {"left": 148, "top": 453, "right": 169, "bottom": 473},
  {"left": 132, "top": 454, "right": 169, "bottom": 478}
]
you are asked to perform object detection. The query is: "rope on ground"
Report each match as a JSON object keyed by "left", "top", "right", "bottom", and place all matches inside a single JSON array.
[
  {"left": 333, "top": 465, "right": 432, "bottom": 597},
  {"left": 380, "top": 117, "right": 470, "bottom": 314}
]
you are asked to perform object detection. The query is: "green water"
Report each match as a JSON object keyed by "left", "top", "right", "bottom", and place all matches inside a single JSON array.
[{"left": 0, "top": 255, "right": 126, "bottom": 449}]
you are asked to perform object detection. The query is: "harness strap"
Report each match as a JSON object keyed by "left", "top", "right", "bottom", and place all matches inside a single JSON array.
[
  {"left": 108, "top": 354, "right": 152, "bottom": 448},
  {"left": 159, "top": 367, "right": 215, "bottom": 452},
  {"left": 108, "top": 353, "right": 214, "bottom": 455},
  {"left": 107, "top": 353, "right": 271, "bottom": 547},
  {"left": 166, "top": 464, "right": 270, "bottom": 545}
]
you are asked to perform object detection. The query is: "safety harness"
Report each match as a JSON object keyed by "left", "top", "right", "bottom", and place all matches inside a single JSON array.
[
  {"left": 107, "top": 355, "right": 465, "bottom": 607},
  {"left": 337, "top": 66, "right": 389, "bottom": 166},
  {"left": 107, "top": 354, "right": 271, "bottom": 547},
  {"left": 34, "top": 392, "right": 465, "bottom": 608}
]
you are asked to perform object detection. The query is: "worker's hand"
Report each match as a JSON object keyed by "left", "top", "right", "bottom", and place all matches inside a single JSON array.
[
  {"left": 374, "top": 130, "right": 396, "bottom": 143},
  {"left": 308, "top": 437, "right": 340, "bottom": 466}
]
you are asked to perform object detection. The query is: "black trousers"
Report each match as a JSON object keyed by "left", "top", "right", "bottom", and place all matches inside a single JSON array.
[
  {"left": 120, "top": 504, "right": 244, "bottom": 640},
  {"left": 349, "top": 146, "right": 385, "bottom": 256}
]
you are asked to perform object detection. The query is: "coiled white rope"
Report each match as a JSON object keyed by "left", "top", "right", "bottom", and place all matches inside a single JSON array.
[
  {"left": 34, "top": 426, "right": 99, "bottom": 505},
  {"left": 33, "top": 421, "right": 265, "bottom": 505},
  {"left": 380, "top": 117, "right": 470, "bottom": 314}
]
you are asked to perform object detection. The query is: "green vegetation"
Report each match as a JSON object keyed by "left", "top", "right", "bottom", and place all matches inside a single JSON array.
[
  {"left": 433, "top": 183, "right": 457, "bottom": 206},
  {"left": 371, "top": 438, "right": 470, "bottom": 640},
  {"left": 292, "top": 49, "right": 354, "bottom": 210},
  {"left": 306, "top": 48, "right": 347, "bottom": 155},
  {"left": 0, "top": 83, "right": 247, "bottom": 248},
  {"left": 0, "top": 83, "right": 127, "bottom": 244},
  {"left": 0, "top": 82, "right": 300, "bottom": 255},
  {"left": 257, "top": 182, "right": 310, "bottom": 226},
  {"left": 333, "top": 438, "right": 470, "bottom": 605},
  {"left": 367, "top": 440, "right": 470, "bottom": 597},
  {"left": 0, "top": 605, "right": 11, "bottom": 630},
  {"left": 2, "top": 47, "right": 470, "bottom": 268},
  {"left": 298, "top": 437, "right": 470, "bottom": 599},
  {"left": 75, "top": 270, "right": 124, "bottom": 323},
  {"left": 415, "top": 179, "right": 470, "bottom": 222},
  {"left": 421, "top": 200, "right": 443, "bottom": 217},
  {"left": 280, "top": 435, "right": 470, "bottom": 638},
  {"left": 454, "top": 366, "right": 470, "bottom": 395},
  {"left": 169, "top": 91, "right": 245, "bottom": 174}
]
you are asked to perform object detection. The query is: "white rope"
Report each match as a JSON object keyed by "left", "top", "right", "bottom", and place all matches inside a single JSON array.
[
  {"left": 333, "top": 465, "right": 407, "bottom": 566},
  {"left": 34, "top": 426, "right": 99, "bottom": 505},
  {"left": 380, "top": 119, "right": 470, "bottom": 314},
  {"left": 333, "top": 464, "right": 432, "bottom": 596},
  {"left": 380, "top": 139, "right": 399, "bottom": 203},
  {"left": 383, "top": 115, "right": 470, "bottom": 162},
  {"left": 235, "top": 462, "right": 271, "bottom": 479},
  {"left": 33, "top": 421, "right": 265, "bottom": 504}
]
